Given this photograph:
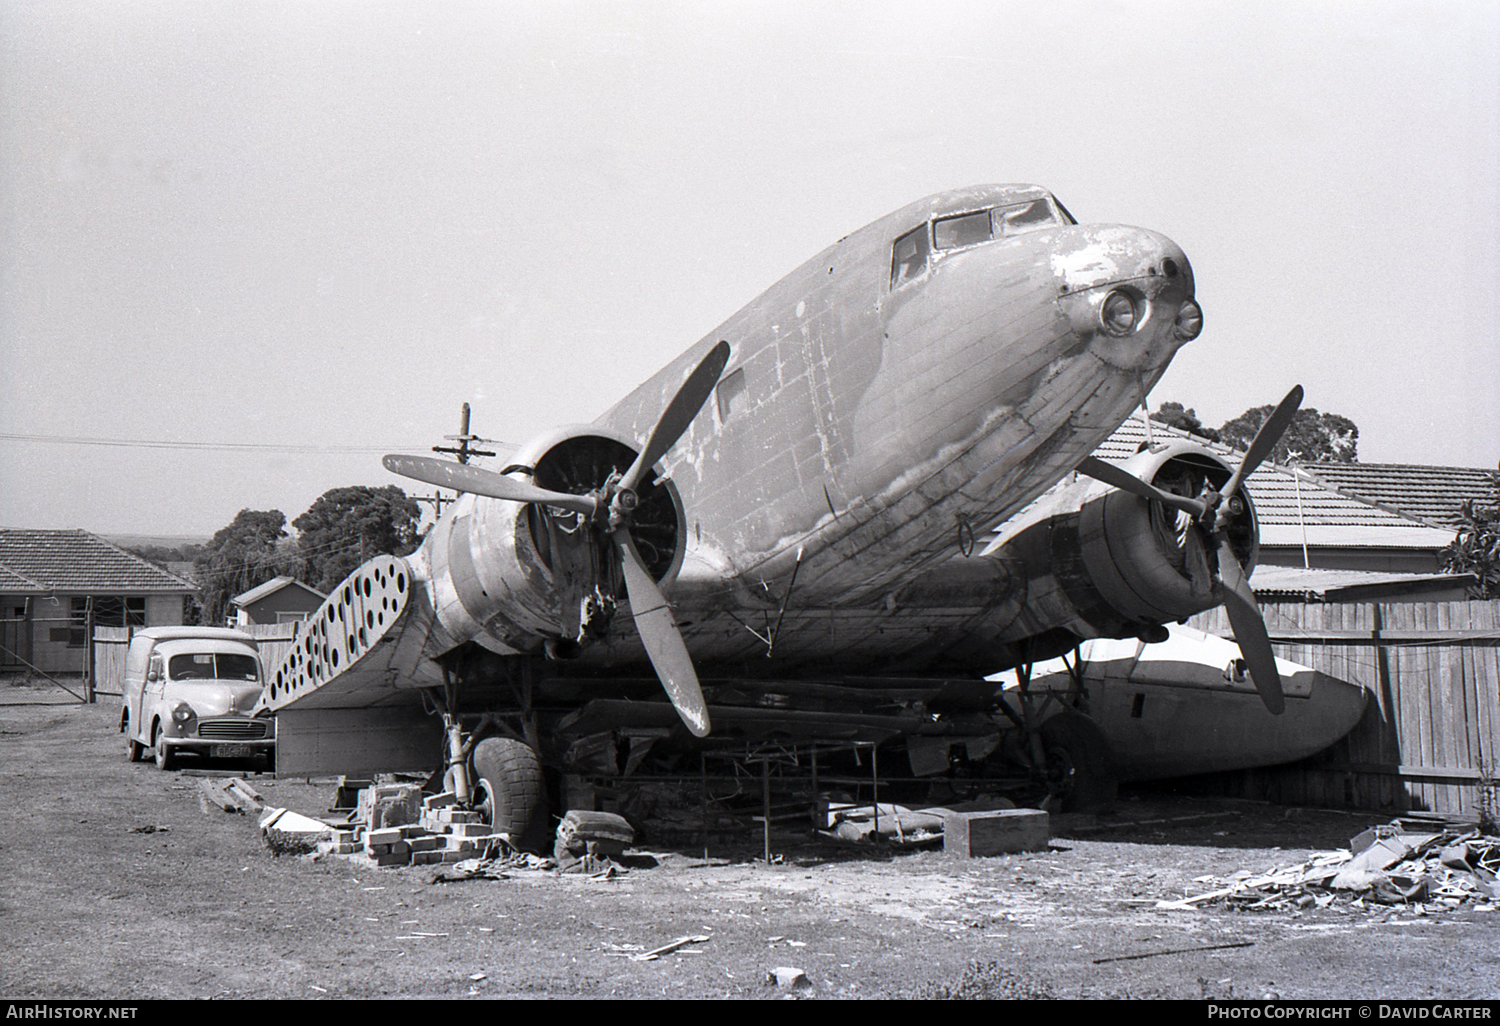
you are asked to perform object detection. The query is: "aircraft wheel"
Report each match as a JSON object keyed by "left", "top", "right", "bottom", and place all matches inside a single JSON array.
[
  {"left": 471, "top": 736, "right": 548, "bottom": 853},
  {"left": 1039, "top": 711, "right": 1116, "bottom": 813},
  {"left": 153, "top": 726, "right": 176, "bottom": 772}
]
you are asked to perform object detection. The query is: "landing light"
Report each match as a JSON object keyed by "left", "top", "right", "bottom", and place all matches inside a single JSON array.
[
  {"left": 1100, "top": 290, "right": 1138, "bottom": 337},
  {"left": 1174, "top": 298, "right": 1204, "bottom": 341}
]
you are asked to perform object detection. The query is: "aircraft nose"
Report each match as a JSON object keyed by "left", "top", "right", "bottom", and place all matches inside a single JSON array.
[{"left": 1052, "top": 225, "right": 1202, "bottom": 370}]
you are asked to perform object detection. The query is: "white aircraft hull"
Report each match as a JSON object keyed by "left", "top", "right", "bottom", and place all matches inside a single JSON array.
[{"left": 998, "top": 626, "right": 1369, "bottom": 781}]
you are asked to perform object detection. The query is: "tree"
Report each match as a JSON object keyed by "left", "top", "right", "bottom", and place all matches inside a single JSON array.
[
  {"left": 193, "top": 509, "right": 293, "bottom": 626},
  {"left": 1150, "top": 402, "right": 1220, "bottom": 442},
  {"left": 1217, "top": 406, "right": 1359, "bottom": 464},
  {"left": 1439, "top": 478, "right": 1500, "bottom": 598},
  {"left": 292, "top": 486, "right": 422, "bottom": 593}
]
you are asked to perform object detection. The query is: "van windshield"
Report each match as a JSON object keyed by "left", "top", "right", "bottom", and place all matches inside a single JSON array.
[{"left": 168, "top": 653, "right": 260, "bottom": 682}]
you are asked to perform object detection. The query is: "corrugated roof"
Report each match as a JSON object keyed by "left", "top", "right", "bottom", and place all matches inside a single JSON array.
[
  {"left": 1092, "top": 417, "right": 1456, "bottom": 551},
  {"left": 1301, "top": 462, "right": 1498, "bottom": 526},
  {"left": 231, "top": 575, "right": 325, "bottom": 607},
  {"left": 1249, "top": 565, "right": 1474, "bottom": 599},
  {"left": 0, "top": 529, "right": 196, "bottom": 593}
]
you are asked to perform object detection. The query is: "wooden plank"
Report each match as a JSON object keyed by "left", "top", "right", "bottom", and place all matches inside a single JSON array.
[
  {"left": 1432, "top": 602, "right": 1456, "bottom": 812},
  {"left": 1480, "top": 602, "right": 1500, "bottom": 772}
]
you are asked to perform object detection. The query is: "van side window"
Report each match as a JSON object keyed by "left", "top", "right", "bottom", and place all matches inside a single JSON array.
[{"left": 890, "top": 225, "right": 929, "bottom": 288}]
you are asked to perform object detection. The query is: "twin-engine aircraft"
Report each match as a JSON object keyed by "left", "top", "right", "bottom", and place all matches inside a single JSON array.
[{"left": 254, "top": 184, "right": 1306, "bottom": 832}]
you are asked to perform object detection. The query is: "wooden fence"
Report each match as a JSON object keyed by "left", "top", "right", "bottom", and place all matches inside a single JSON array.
[
  {"left": 92, "top": 621, "right": 304, "bottom": 697},
  {"left": 1186, "top": 598, "right": 1500, "bottom": 818}
]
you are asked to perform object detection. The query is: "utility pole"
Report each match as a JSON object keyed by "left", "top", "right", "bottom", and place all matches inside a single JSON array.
[
  {"left": 431, "top": 402, "right": 496, "bottom": 465},
  {"left": 416, "top": 403, "right": 500, "bottom": 520}
]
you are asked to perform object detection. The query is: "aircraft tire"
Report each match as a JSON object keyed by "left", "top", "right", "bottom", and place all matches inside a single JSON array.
[
  {"left": 472, "top": 736, "right": 549, "bottom": 853},
  {"left": 1039, "top": 711, "right": 1116, "bottom": 813}
]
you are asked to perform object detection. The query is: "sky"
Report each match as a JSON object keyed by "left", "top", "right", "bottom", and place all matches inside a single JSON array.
[{"left": 2, "top": 0, "right": 1497, "bottom": 540}]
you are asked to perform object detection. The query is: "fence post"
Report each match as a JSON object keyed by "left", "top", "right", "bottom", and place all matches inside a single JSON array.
[{"left": 84, "top": 598, "right": 96, "bottom": 704}]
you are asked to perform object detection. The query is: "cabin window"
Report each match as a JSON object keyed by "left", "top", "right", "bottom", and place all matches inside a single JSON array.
[
  {"left": 890, "top": 225, "right": 929, "bottom": 288},
  {"left": 933, "top": 210, "right": 993, "bottom": 251},
  {"left": 995, "top": 199, "right": 1057, "bottom": 236},
  {"left": 716, "top": 367, "right": 747, "bottom": 422}
]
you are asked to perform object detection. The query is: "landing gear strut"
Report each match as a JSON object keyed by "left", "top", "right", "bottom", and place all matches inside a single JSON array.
[{"left": 993, "top": 648, "right": 1117, "bottom": 813}]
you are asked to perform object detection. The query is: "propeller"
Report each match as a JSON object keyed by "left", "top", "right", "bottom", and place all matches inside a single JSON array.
[
  {"left": 1076, "top": 385, "right": 1304, "bottom": 714},
  {"left": 385, "top": 340, "right": 732, "bottom": 738}
]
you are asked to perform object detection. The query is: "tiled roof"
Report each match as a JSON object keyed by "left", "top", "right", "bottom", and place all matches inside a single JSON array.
[
  {"left": 1300, "top": 463, "right": 1498, "bottom": 527},
  {"left": 0, "top": 529, "right": 196, "bottom": 594},
  {"left": 1091, "top": 417, "right": 1457, "bottom": 551}
]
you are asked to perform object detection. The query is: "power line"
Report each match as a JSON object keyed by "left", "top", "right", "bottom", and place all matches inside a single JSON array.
[{"left": 0, "top": 432, "right": 431, "bottom": 455}]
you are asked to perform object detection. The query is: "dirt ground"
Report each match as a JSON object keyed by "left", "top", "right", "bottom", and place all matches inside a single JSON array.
[{"left": 2, "top": 685, "right": 1497, "bottom": 1001}]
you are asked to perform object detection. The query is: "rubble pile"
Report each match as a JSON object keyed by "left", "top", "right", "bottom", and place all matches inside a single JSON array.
[
  {"left": 318, "top": 784, "right": 518, "bottom": 868},
  {"left": 1159, "top": 821, "right": 1500, "bottom": 914}
]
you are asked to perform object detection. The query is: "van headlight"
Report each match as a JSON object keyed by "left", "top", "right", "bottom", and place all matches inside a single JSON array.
[{"left": 172, "top": 703, "right": 196, "bottom": 727}]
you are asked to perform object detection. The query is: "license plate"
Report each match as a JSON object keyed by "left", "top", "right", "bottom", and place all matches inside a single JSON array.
[{"left": 211, "top": 744, "right": 254, "bottom": 759}]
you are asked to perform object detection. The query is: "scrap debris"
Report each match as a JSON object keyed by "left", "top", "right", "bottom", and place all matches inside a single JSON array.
[{"left": 1158, "top": 820, "right": 1500, "bottom": 914}]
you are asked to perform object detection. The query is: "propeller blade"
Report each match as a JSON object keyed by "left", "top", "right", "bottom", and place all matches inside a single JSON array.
[
  {"left": 619, "top": 340, "right": 732, "bottom": 495},
  {"left": 612, "top": 529, "right": 711, "bottom": 737},
  {"left": 1075, "top": 457, "right": 1208, "bottom": 519},
  {"left": 383, "top": 454, "right": 598, "bottom": 516},
  {"left": 1222, "top": 384, "right": 1304, "bottom": 502},
  {"left": 1215, "top": 536, "right": 1285, "bottom": 715}
]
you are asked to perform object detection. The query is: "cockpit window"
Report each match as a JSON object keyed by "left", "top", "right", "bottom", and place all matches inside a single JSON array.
[
  {"left": 168, "top": 653, "right": 260, "bottom": 682},
  {"left": 933, "top": 210, "right": 994, "bottom": 251},
  {"left": 996, "top": 199, "right": 1058, "bottom": 235},
  {"left": 890, "top": 225, "right": 930, "bottom": 288}
]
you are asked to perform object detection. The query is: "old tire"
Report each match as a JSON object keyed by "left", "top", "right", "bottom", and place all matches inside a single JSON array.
[
  {"left": 471, "top": 736, "right": 548, "bottom": 853},
  {"left": 1039, "top": 711, "right": 1116, "bottom": 813},
  {"left": 153, "top": 726, "right": 176, "bottom": 772}
]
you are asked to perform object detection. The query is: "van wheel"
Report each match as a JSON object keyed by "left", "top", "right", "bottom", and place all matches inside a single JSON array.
[
  {"left": 153, "top": 727, "right": 176, "bottom": 772},
  {"left": 471, "top": 737, "right": 548, "bottom": 853},
  {"left": 124, "top": 713, "right": 145, "bottom": 762}
]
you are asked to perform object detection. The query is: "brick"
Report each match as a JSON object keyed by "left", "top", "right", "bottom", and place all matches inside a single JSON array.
[
  {"left": 943, "top": 808, "right": 1049, "bottom": 858},
  {"left": 366, "top": 827, "right": 403, "bottom": 847},
  {"left": 450, "top": 822, "right": 493, "bottom": 838},
  {"left": 407, "top": 835, "right": 441, "bottom": 852},
  {"left": 370, "top": 851, "right": 410, "bottom": 867},
  {"left": 366, "top": 842, "right": 391, "bottom": 855},
  {"left": 422, "top": 791, "right": 457, "bottom": 810}
]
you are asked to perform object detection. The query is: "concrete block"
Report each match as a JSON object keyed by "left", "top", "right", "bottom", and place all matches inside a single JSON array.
[{"left": 943, "top": 808, "right": 1049, "bottom": 858}]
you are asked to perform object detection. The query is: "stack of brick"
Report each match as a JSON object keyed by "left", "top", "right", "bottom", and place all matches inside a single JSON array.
[{"left": 319, "top": 786, "right": 515, "bottom": 868}]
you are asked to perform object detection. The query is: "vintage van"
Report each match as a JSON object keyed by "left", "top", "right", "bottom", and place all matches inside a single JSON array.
[{"left": 119, "top": 627, "right": 276, "bottom": 770}]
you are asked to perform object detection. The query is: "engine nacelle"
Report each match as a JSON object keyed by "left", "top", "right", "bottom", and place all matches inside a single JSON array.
[
  {"left": 985, "top": 439, "right": 1256, "bottom": 649},
  {"left": 408, "top": 426, "right": 687, "bottom": 659}
]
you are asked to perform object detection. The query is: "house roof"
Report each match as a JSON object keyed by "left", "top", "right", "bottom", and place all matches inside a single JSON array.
[
  {"left": 1092, "top": 417, "right": 1457, "bottom": 552},
  {"left": 230, "top": 575, "right": 326, "bottom": 607},
  {"left": 1248, "top": 565, "right": 1475, "bottom": 601},
  {"left": 0, "top": 529, "right": 196, "bottom": 594},
  {"left": 1300, "top": 462, "right": 1498, "bottom": 527}
]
